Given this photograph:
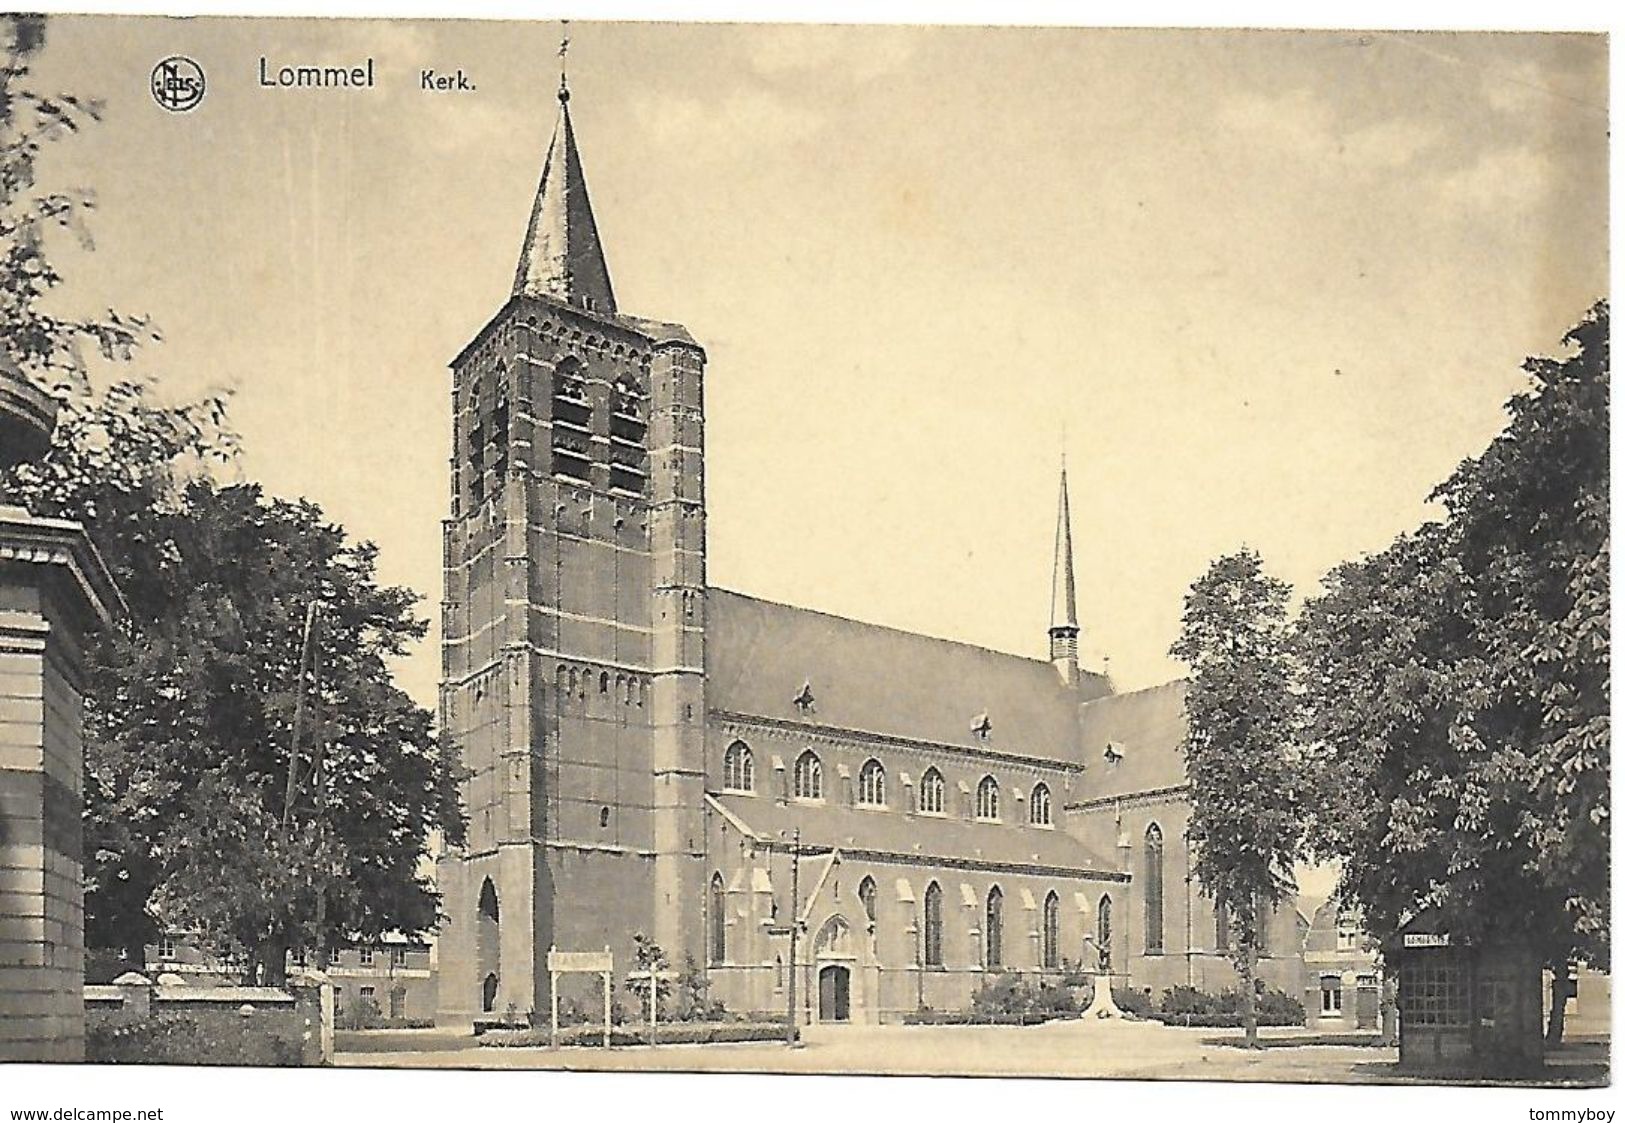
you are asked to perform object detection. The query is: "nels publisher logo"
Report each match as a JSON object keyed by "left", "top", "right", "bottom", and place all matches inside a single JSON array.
[{"left": 151, "top": 56, "right": 205, "bottom": 112}]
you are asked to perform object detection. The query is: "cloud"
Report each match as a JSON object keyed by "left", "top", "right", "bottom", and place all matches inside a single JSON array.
[
  {"left": 748, "top": 25, "right": 916, "bottom": 82},
  {"left": 632, "top": 86, "right": 823, "bottom": 154},
  {"left": 1218, "top": 88, "right": 1440, "bottom": 172},
  {"left": 1433, "top": 145, "right": 1553, "bottom": 216}
]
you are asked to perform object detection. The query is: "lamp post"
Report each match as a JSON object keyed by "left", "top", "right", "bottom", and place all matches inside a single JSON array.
[{"left": 781, "top": 827, "right": 802, "bottom": 1047}]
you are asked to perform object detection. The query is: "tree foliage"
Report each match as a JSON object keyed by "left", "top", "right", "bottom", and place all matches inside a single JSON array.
[
  {"left": 1170, "top": 547, "right": 1305, "bottom": 1046},
  {"left": 1299, "top": 303, "right": 1609, "bottom": 983},
  {"left": 1, "top": 16, "right": 463, "bottom": 979}
]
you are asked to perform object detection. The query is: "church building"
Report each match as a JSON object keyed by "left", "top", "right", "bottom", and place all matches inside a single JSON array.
[{"left": 432, "top": 75, "right": 1305, "bottom": 1026}]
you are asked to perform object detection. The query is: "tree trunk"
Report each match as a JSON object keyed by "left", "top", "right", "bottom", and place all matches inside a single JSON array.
[
  {"left": 1545, "top": 964, "right": 1573, "bottom": 1047},
  {"left": 258, "top": 938, "right": 289, "bottom": 987},
  {"left": 1241, "top": 940, "right": 1259, "bottom": 1048}
]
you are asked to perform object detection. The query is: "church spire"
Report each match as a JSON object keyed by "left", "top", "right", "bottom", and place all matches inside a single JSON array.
[
  {"left": 512, "top": 37, "right": 617, "bottom": 313},
  {"left": 1049, "top": 455, "right": 1081, "bottom": 685}
]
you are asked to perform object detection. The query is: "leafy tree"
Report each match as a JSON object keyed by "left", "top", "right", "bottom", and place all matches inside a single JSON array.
[
  {"left": 1170, "top": 548, "right": 1305, "bottom": 1048},
  {"left": 1, "top": 13, "right": 235, "bottom": 962},
  {"left": 96, "top": 481, "right": 465, "bottom": 982},
  {"left": 623, "top": 933, "right": 673, "bottom": 1020},
  {"left": 1299, "top": 303, "right": 1608, "bottom": 1045}
]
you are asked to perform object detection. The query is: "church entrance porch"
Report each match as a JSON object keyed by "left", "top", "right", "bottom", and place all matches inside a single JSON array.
[{"left": 819, "top": 965, "right": 851, "bottom": 1023}]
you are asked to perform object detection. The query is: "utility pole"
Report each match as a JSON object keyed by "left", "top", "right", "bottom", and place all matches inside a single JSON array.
[{"left": 783, "top": 827, "right": 802, "bottom": 1047}]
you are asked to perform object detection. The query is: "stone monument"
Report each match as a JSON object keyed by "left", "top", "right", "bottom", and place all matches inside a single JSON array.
[{"left": 0, "top": 358, "right": 120, "bottom": 1061}]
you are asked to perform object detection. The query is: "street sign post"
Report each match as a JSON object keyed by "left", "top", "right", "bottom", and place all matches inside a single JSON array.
[
  {"left": 625, "top": 968, "right": 680, "bottom": 1046},
  {"left": 546, "top": 946, "right": 614, "bottom": 1049}
]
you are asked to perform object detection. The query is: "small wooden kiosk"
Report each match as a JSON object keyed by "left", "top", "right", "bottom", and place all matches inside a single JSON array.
[{"left": 1389, "top": 912, "right": 1543, "bottom": 1074}]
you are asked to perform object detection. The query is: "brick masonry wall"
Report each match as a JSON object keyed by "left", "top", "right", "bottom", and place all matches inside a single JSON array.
[{"left": 0, "top": 563, "right": 88, "bottom": 1063}]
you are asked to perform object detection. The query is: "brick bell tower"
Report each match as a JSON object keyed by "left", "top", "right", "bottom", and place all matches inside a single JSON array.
[{"left": 435, "top": 68, "right": 708, "bottom": 1026}]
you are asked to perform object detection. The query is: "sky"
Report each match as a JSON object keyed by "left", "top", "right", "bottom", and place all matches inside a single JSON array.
[{"left": 23, "top": 18, "right": 1609, "bottom": 716}]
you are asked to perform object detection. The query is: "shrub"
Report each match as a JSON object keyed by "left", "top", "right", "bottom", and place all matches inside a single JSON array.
[
  {"left": 1112, "top": 987, "right": 1156, "bottom": 1018},
  {"left": 1151, "top": 985, "right": 1305, "bottom": 1027},
  {"left": 87, "top": 1015, "right": 302, "bottom": 1066},
  {"left": 481, "top": 1020, "right": 788, "bottom": 1048}
]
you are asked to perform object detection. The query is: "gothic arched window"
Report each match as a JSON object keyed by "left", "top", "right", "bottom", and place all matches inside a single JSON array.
[
  {"left": 923, "top": 882, "right": 944, "bottom": 967},
  {"left": 920, "top": 768, "right": 946, "bottom": 815},
  {"left": 858, "top": 759, "right": 886, "bottom": 806},
  {"left": 709, "top": 872, "right": 727, "bottom": 965},
  {"left": 1029, "top": 783, "right": 1052, "bottom": 826},
  {"left": 976, "top": 776, "right": 1000, "bottom": 821},
  {"left": 793, "top": 750, "right": 823, "bottom": 801},
  {"left": 985, "top": 886, "right": 1004, "bottom": 968},
  {"left": 723, "top": 741, "right": 754, "bottom": 793},
  {"left": 1215, "top": 899, "right": 1231, "bottom": 952},
  {"left": 1043, "top": 891, "right": 1061, "bottom": 969},
  {"left": 1097, "top": 894, "right": 1113, "bottom": 971},
  {"left": 1144, "top": 823, "right": 1165, "bottom": 955}
]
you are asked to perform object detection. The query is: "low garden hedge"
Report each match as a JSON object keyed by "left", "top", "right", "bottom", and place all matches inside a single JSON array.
[
  {"left": 87, "top": 1015, "right": 304, "bottom": 1066},
  {"left": 480, "top": 1020, "right": 790, "bottom": 1048}
]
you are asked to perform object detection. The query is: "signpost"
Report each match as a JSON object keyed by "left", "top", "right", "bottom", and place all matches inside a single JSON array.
[
  {"left": 1402, "top": 933, "right": 1451, "bottom": 949},
  {"left": 625, "top": 967, "right": 680, "bottom": 1046},
  {"left": 546, "top": 946, "right": 613, "bottom": 1049}
]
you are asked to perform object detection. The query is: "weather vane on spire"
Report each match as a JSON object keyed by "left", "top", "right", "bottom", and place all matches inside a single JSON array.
[{"left": 558, "top": 20, "right": 571, "bottom": 102}]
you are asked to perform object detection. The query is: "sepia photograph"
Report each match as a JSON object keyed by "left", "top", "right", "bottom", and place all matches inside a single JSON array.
[{"left": 0, "top": 5, "right": 1611, "bottom": 1114}]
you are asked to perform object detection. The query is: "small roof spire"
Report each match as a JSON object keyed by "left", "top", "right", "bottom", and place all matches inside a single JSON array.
[
  {"left": 513, "top": 24, "right": 616, "bottom": 312},
  {"left": 1049, "top": 455, "right": 1079, "bottom": 637}
]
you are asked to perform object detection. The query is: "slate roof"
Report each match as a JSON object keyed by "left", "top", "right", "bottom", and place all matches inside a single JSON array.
[
  {"left": 513, "top": 90, "right": 617, "bottom": 313},
  {"left": 710, "top": 793, "right": 1126, "bottom": 881},
  {"left": 1073, "top": 679, "right": 1190, "bottom": 801},
  {"left": 706, "top": 589, "right": 1111, "bottom": 766}
]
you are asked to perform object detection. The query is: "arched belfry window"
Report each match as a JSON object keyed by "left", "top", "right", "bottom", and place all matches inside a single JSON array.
[
  {"left": 920, "top": 768, "right": 946, "bottom": 815},
  {"left": 723, "top": 741, "right": 754, "bottom": 793},
  {"left": 985, "top": 886, "right": 1004, "bottom": 968},
  {"left": 858, "top": 759, "right": 886, "bottom": 806},
  {"left": 550, "top": 357, "right": 592, "bottom": 482},
  {"left": 1144, "top": 823, "right": 1165, "bottom": 955},
  {"left": 1029, "top": 783, "right": 1052, "bottom": 826},
  {"left": 709, "top": 873, "right": 727, "bottom": 965},
  {"left": 923, "top": 882, "right": 944, "bottom": 967},
  {"left": 1043, "top": 891, "right": 1061, "bottom": 969},
  {"left": 976, "top": 776, "right": 1000, "bottom": 821},
  {"left": 793, "top": 750, "right": 823, "bottom": 801}
]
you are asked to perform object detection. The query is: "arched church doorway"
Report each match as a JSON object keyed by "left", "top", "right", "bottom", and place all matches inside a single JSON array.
[
  {"left": 818, "top": 965, "right": 851, "bottom": 1023},
  {"left": 476, "top": 877, "right": 501, "bottom": 1013}
]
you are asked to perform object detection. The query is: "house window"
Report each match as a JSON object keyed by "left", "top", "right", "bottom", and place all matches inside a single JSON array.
[
  {"left": 858, "top": 759, "right": 886, "bottom": 806},
  {"left": 709, "top": 873, "right": 727, "bottom": 965},
  {"left": 919, "top": 767, "right": 945, "bottom": 815},
  {"left": 1256, "top": 899, "right": 1270, "bottom": 955},
  {"left": 984, "top": 886, "right": 1004, "bottom": 968},
  {"left": 923, "top": 882, "right": 944, "bottom": 967},
  {"left": 858, "top": 876, "right": 878, "bottom": 926},
  {"left": 1097, "top": 894, "right": 1114, "bottom": 971},
  {"left": 391, "top": 948, "right": 407, "bottom": 968},
  {"left": 359, "top": 946, "right": 375, "bottom": 967},
  {"left": 1401, "top": 959, "right": 1467, "bottom": 1027},
  {"left": 1215, "top": 900, "right": 1230, "bottom": 951},
  {"left": 723, "top": 740, "right": 755, "bottom": 793},
  {"left": 793, "top": 750, "right": 823, "bottom": 800},
  {"left": 976, "top": 776, "right": 1000, "bottom": 821},
  {"left": 360, "top": 986, "right": 375, "bottom": 1000},
  {"left": 1144, "top": 824, "right": 1164, "bottom": 955},
  {"left": 1320, "top": 979, "right": 1344, "bottom": 1015},
  {"left": 1336, "top": 914, "right": 1361, "bottom": 951},
  {"left": 1029, "top": 783, "right": 1052, "bottom": 826},
  {"left": 157, "top": 934, "right": 177, "bottom": 961},
  {"left": 1042, "top": 891, "right": 1061, "bottom": 969}
]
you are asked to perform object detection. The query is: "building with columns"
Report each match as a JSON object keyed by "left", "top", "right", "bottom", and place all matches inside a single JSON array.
[{"left": 432, "top": 77, "right": 1305, "bottom": 1027}]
